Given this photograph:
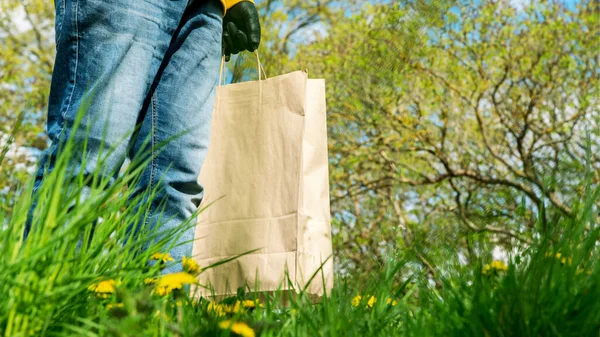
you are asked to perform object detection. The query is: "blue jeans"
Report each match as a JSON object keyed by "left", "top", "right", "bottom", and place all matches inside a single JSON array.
[{"left": 31, "top": 0, "right": 223, "bottom": 273}]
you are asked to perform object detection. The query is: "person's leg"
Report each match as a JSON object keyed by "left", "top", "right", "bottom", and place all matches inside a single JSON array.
[
  {"left": 127, "top": 0, "right": 224, "bottom": 273},
  {"left": 27, "top": 0, "right": 190, "bottom": 237}
]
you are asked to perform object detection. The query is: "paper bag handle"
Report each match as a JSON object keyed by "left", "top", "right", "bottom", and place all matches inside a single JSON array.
[{"left": 218, "top": 50, "right": 268, "bottom": 86}]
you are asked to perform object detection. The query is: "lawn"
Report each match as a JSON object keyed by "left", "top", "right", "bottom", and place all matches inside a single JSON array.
[{"left": 1, "top": 122, "right": 599, "bottom": 337}]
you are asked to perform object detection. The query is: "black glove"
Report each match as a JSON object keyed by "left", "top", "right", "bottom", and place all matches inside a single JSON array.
[{"left": 222, "top": 1, "right": 261, "bottom": 62}]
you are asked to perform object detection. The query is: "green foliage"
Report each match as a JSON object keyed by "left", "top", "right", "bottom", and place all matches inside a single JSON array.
[
  {"left": 0, "top": 0, "right": 54, "bottom": 212},
  {"left": 258, "top": 0, "right": 598, "bottom": 277},
  {"left": 0, "top": 119, "right": 598, "bottom": 335}
]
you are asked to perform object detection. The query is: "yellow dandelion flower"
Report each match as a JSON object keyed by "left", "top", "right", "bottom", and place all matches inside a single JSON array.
[
  {"left": 229, "top": 301, "right": 243, "bottom": 314},
  {"left": 241, "top": 299, "right": 256, "bottom": 309},
  {"left": 88, "top": 279, "right": 118, "bottom": 299},
  {"left": 150, "top": 252, "right": 174, "bottom": 263},
  {"left": 367, "top": 296, "right": 377, "bottom": 308},
  {"left": 182, "top": 256, "right": 201, "bottom": 274},
  {"left": 106, "top": 303, "right": 124, "bottom": 310},
  {"left": 207, "top": 300, "right": 253, "bottom": 316},
  {"left": 351, "top": 295, "right": 362, "bottom": 307},
  {"left": 144, "top": 278, "right": 156, "bottom": 285},
  {"left": 250, "top": 299, "right": 264, "bottom": 308},
  {"left": 219, "top": 320, "right": 255, "bottom": 337},
  {"left": 546, "top": 251, "right": 573, "bottom": 265},
  {"left": 219, "top": 320, "right": 232, "bottom": 328},
  {"left": 386, "top": 298, "right": 398, "bottom": 306},
  {"left": 217, "top": 302, "right": 239, "bottom": 314},
  {"left": 153, "top": 272, "right": 197, "bottom": 296},
  {"left": 557, "top": 256, "right": 572, "bottom": 265},
  {"left": 483, "top": 261, "right": 507, "bottom": 275},
  {"left": 208, "top": 302, "right": 228, "bottom": 316},
  {"left": 490, "top": 260, "right": 508, "bottom": 272}
]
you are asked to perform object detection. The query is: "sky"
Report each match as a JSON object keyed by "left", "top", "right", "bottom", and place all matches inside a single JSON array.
[
  {"left": 9, "top": 6, "right": 32, "bottom": 33},
  {"left": 509, "top": 0, "right": 531, "bottom": 10},
  {"left": 9, "top": 0, "right": 583, "bottom": 36}
]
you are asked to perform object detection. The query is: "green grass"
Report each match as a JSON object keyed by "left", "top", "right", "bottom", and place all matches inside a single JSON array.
[{"left": 1, "top": 110, "right": 599, "bottom": 337}]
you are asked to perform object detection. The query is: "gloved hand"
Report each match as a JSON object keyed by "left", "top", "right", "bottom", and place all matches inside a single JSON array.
[{"left": 222, "top": 1, "right": 261, "bottom": 62}]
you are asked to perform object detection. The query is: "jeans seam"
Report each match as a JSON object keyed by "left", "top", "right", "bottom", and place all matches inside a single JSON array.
[
  {"left": 53, "top": 0, "right": 78, "bottom": 150},
  {"left": 55, "top": 0, "right": 65, "bottom": 42},
  {"left": 145, "top": 92, "right": 158, "bottom": 229},
  {"left": 63, "top": 0, "right": 78, "bottom": 121},
  {"left": 151, "top": 93, "right": 157, "bottom": 188},
  {"left": 61, "top": 0, "right": 66, "bottom": 33}
]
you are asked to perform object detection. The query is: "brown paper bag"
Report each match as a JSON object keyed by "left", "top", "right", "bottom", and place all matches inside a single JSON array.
[{"left": 192, "top": 59, "right": 333, "bottom": 299}]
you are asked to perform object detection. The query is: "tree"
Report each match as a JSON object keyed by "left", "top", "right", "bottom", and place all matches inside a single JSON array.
[
  {"left": 290, "top": 0, "right": 599, "bottom": 278},
  {"left": 0, "top": 0, "right": 54, "bottom": 212},
  {"left": 2, "top": 0, "right": 597, "bottom": 282}
]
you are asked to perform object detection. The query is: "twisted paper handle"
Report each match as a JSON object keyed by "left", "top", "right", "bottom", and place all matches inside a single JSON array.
[{"left": 218, "top": 50, "right": 268, "bottom": 86}]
